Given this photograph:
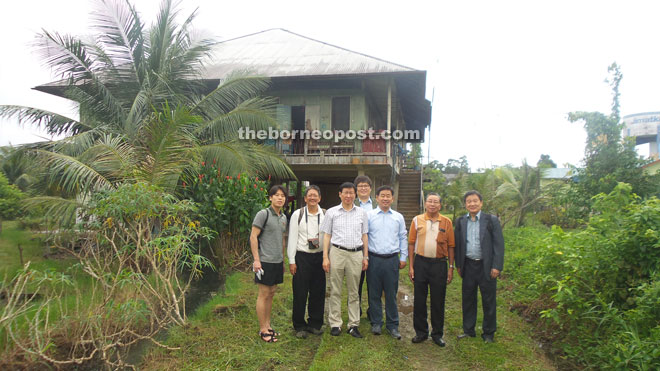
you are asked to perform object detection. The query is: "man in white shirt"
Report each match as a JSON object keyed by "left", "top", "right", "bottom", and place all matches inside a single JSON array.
[
  {"left": 321, "top": 182, "right": 369, "bottom": 338},
  {"left": 287, "top": 185, "right": 325, "bottom": 338}
]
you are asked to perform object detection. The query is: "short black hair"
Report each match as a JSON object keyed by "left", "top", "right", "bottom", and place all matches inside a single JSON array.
[
  {"left": 376, "top": 185, "right": 394, "bottom": 196},
  {"left": 426, "top": 192, "right": 441, "bottom": 202},
  {"left": 353, "top": 175, "right": 372, "bottom": 187},
  {"left": 304, "top": 185, "right": 321, "bottom": 197},
  {"left": 339, "top": 182, "right": 357, "bottom": 193},
  {"left": 463, "top": 190, "right": 482, "bottom": 202},
  {"left": 269, "top": 184, "right": 289, "bottom": 200}
]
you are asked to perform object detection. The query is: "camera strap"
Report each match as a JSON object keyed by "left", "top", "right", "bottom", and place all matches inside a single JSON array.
[{"left": 304, "top": 206, "right": 320, "bottom": 240}]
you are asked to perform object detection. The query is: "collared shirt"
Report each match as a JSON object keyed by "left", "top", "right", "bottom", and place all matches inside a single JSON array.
[
  {"left": 320, "top": 203, "right": 368, "bottom": 248},
  {"left": 252, "top": 206, "right": 288, "bottom": 263},
  {"left": 408, "top": 212, "right": 455, "bottom": 259},
  {"left": 466, "top": 211, "right": 482, "bottom": 259},
  {"left": 287, "top": 206, "right": 325, "bottom": 263},
  {"left": 357, "top": 197, "right": 374, "bottom": 211},
  {"left": 367, "top": 206, "right": 408, "bottom": 262}
]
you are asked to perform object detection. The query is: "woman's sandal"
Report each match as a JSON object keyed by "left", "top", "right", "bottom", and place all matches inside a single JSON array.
[
  {"left": 259, "top": 331, "right": 278, "bottom": 343},
  {"left": 268, "top": 328, "right": 281, "bottom": 337}
]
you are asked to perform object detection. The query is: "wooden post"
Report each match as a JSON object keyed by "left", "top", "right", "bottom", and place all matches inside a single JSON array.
[
  {"left": 18, "top": 243, "right": 24, "bottom": 266},
  {"left": 387, "top": 78, "right": 392, "bottom": 159}
]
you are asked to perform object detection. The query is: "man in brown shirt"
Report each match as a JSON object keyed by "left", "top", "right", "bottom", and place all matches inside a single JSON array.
[{"left": 408, "top": 192, "right": 455, "bottom": 347}]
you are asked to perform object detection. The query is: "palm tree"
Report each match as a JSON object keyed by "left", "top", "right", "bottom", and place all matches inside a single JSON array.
[
  {"left": 0, "top": 0, "right": 293, "bottom": 223},
  {"left": 495, "top": 162, "right": 546, "bottom": 227}
]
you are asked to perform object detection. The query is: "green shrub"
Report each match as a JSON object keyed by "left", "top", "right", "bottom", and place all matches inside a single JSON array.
[
  {"left": 506, "top": 183, "right": 660, "bottom": 369},
  {"left": 182, "top": 163, "right": 270, "bottom": 268}
]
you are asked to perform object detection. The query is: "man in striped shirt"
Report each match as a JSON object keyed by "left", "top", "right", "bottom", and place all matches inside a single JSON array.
[
  {"left": 321, "top": 182, "right": 369, "bottom": 338},
  {"left": 408, "top": 192, "right": 455, "bottom": 347}
]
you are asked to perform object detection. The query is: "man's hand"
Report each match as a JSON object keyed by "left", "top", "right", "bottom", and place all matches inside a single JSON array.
[
  {"left": 457, "top": 267, "right": 462, "bottom": 277},
  {"left": 362, "top": 259, "right": 369, "bottom": 271},
  {"left": 490, "top": 268, "right": 500, "bottom": 279},
  {"left": 447, "top": 268, "right": 454, "bottom": 284},
  {"left": 289, "top": 264, "right": 297, "bottom": 275},
  {"left": 322, "top": 257, "right": 330, "bottom": 273},
  {"left": 283, "top": 262, "right": 286, "bottom": 274},
  {"left": 399, "top": 261, "right": 406, "bottom": 269},
  {"left": 408, "top": 267, "right": 414, "bottom": 282}
]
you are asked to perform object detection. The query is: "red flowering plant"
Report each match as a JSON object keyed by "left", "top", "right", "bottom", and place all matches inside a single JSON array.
[{"left": 182, "top": 162, "right": 270, "bottom": 268}]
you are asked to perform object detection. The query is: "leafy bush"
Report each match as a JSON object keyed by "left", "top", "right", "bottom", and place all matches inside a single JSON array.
[
  {"left": 1, "top": 182, "right": 214, "bottom": 369},
  {"left": 506, "top": 183, "right": 660, "bottom": 369},
  {"left": 183, "top": 162, "right": 270, "bottom": 268}
]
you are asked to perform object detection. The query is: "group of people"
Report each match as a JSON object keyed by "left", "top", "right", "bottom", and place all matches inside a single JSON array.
[{"left": 249, "top": 176, "right": 505, "bottom": 346}]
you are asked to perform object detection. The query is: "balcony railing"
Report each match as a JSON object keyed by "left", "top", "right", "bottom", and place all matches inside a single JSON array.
[{"left": 267, "top": 132, "right": 407, "bottom": 173}]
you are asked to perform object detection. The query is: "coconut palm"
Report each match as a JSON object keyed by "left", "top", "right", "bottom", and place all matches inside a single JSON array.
[
  {"left": 0, "top": 0, "right": 293, "bottom": 223},
  {"left": 495, "top": 162, "right": 546, "bottom": 227}
]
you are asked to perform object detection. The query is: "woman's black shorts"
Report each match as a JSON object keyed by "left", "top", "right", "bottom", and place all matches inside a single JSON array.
[{"left": 254, "top": 261, "right": 284, "bottom": 286}]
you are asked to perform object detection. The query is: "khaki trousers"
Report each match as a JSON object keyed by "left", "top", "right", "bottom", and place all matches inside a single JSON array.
[{"left": 328, "top": 247, "right": 363, "bottom": 328}]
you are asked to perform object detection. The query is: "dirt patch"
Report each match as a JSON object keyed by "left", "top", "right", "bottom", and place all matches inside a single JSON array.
[{"left": 396, "top": 283, "right": 416, "bottom": 338}]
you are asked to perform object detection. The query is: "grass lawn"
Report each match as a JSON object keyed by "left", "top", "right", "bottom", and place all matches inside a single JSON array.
[
  {"left": 0, "top": 221, "right": 74, "bottom": 275},
  {"left": 142, "top": 266, "right": 555, "bottom": 370}
]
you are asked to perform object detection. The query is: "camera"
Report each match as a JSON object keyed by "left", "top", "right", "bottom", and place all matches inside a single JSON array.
[{"left": 308, "top": 238, "right": 320, "bottom": 250}]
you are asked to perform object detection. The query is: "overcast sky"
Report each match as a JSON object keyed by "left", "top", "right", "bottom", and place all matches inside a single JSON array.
[{"left": 1, "top": 0, "right": 659, "bottom": 169}]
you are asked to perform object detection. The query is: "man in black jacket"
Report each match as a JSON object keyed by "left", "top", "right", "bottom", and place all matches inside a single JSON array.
[{"left": 454, "top": 190, "right": 504, "bottom": 343}]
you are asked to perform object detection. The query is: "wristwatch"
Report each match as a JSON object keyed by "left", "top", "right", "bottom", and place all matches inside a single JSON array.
[
  {"left": 363, "top": 256, "right": 369, "bottom": 261},
  {"left": 449, "top": 264, "right": 454, "bottom": 268}
]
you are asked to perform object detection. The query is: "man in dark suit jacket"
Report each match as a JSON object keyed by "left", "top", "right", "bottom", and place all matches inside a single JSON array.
[{"left": 454, "top": 190, "right": 504, "bottom": 343}]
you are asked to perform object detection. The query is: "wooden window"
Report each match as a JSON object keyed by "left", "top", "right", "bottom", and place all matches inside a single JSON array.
[{"left": 332, "top": 97, "right": 350, "bottom": 131}]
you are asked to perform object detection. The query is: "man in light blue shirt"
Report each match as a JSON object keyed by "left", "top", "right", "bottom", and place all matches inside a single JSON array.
[
  {"left": 366, "top": 185, "right": 408, "bottom": 339},
  {"left": 466, "top": 211, "right": 482, "bottom": 260}
]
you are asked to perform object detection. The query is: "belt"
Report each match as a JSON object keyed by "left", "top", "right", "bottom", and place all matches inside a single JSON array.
[
  {"left": 369, "top": 251, "right": 398, "bottom": 259},
  {"left": 466, "top": 257, "right": 482, "bottom": 262},
  {"left": 333, "top": 244, "right": 362, "bottom": 252},
  {"left": 416, "top": 254, "right": 447, "bottom": 262}
]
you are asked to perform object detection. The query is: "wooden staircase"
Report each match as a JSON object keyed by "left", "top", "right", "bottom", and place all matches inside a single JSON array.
[{"left": 397, "top": 169, "right": 423, "bottom": 229}]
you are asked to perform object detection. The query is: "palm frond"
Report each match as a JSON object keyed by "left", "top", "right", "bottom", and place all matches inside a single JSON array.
[
  {"left": 22, "top": 196, "right": 82, "bottom": 227},
  {"left": 48, "top": 126, "right": 109, "bottom": 157},
  {"left": 36, "top": 30, "right": 128, "bottom": 123},
  {"left": 199, "top": 141, "right": 295, "bottom": 180},
  {"left": 35, "top": 149, "right": 115, "bottom": 196},
  {"left": 135, "top": 105, "right": 200, "bottom": 190},
  {"left": 0, "top": 105, "right": 84, "bottom": 136},
  {"left": 78, "top": 134, "right": 138, "bottom": 183},
  {"left": 148, "top": 0, "right": 177, "bottom": 78},
  {"left": 91, "top": 0, "right": 146, "bottom": 84},
  {"left": 191, "top": 72, "right": 271, "bottom": 118},
  {"left": 195, "top": 97, "right": 278, "bottom": 142}
]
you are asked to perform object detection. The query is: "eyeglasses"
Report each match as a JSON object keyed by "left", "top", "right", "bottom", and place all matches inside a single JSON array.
[
  {"left": 357, "top": 185, "right": 370, "bottom": 189},
  {"left": 426, "top": 200, "right": 441, "bottom": 204}
]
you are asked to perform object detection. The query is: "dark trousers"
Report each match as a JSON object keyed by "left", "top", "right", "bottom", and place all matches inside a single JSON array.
[
  {"left": 413, "top": 255, "right": 447, "bottom": 338},
  {"left": 359, "top": 269, "right": 368, "bottom": 317},
  {"left": 366, "top": 254, "right": 399, "bottom": 330},
  {"left": 292, "top": 251, "right": 326, "bottom": 331},
  {"left": 461, "top": 258, "right": 497, "bottom": 338}
]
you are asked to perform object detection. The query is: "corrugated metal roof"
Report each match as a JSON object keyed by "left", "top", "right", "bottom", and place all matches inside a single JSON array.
[{"left": 203, "top": 28, "right": 419, "bottom": 79}]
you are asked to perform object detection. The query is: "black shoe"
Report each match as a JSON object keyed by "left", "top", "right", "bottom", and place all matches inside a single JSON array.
[
  {"left": 482, "top": 335, "right": 495, "bottom": 343},
  {"left": 306, "top": 326, "right": 324, "bottom": 335},
  {"left": 457, "top": 333, "right": 476, "bottom": 340},
  {"left": 348, "top": 326, "right": 363, "bottom": 338},
  {"left": 371, "top": 324, "right": 382, "bottom": 335},
  {"left": 295, "top": 330, "right": 308, "bottom": 339},
  {"left": 330, "top": 327, "right": 341, "bottom": 336},
  {"left": 411, "top": 334, "right": 428, "bottom": 343},
  {"left": 432, "top": 336, "right": 446, "bottom": 347}
]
